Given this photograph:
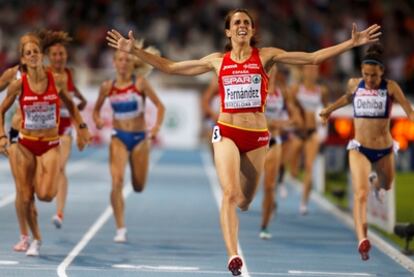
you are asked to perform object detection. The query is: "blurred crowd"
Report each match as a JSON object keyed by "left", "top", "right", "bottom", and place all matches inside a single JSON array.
[{"left": 0, "top": 0, "right": 413, "bottom": 96}]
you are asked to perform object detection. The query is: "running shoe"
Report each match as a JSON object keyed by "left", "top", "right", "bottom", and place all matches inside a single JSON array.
[
  {"left": 13, "top": 235, "right": 30, "bottom": 252},
  {"left": 299, "top": 204, "right": 308, "bottom": 215},
  {"left": 259, "top": 228, "right": 272, "bottom": 240},
  {"left": 279, "top": 184, "right": 288, "bottom": 198},
  {"left": 52, "top": 214, "right": 63, "bottom": 229},
  {"left": 227, "top": 255, "right": 243, "bottom": 276},
  {"left": 113, "top": 227, "right": 127, "bottom": 243},
  {"left": 369, "top": 172, "right": 385, "bottom": 203},
  {"left": 26, "top": 240, "right": 41, "bottom": 257},
  {"left": 358, "top": 238, "right": 371, "bottom": 261}
]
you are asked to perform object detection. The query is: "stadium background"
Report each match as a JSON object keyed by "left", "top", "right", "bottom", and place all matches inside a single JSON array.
[{"left": 0, "top": 0, "right": 413, "bottom": 252}]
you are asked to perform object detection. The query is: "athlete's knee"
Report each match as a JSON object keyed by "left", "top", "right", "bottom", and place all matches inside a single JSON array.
[
  {"left": 222, "top": 188, "right": 240, "bottom": 205},
  {"left": 355, "top": 188, "right": 369, "bottom": 202},
  {"left": 36, "top": 191, "right": 54, "bottom": 202},
  {"left": 238, "top": 198, "right": 252, "bottom": 211},
  {"left": 111, "top": 183, "right": 123, "bottom": 194},
  {"left": 132, "top": 182, "right": 145, "bottom": 193},
  {"left": 112, "top": 176, "right": 124, "bottom": 188}
]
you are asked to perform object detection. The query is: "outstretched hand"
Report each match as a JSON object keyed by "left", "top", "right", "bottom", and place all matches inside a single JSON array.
[
  {"left": 106, "top": 29, "right": 136, "bottom": 53},
  {"left": 351, "top": 23, "right": 381, "bottom": 47},
  {"left": 319, "top": 108, "right": 331, "bottom": 125}
]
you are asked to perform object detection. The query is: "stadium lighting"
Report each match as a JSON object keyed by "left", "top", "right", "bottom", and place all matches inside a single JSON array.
[{"left": 393, "top": 223, "right": 414, "bottom": 255}]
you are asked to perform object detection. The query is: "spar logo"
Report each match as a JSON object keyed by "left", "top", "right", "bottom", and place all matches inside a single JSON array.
[{"left": 222, "top": 74, "right": 261, "bottom": 86}]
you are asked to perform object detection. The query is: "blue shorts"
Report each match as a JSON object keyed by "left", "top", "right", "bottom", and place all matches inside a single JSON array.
[
  {"left": 347, "top": 139, "right": 398, "bottom": 163},
  {"left": 112, "top": 129, "right": 146, "bottom": 152}
]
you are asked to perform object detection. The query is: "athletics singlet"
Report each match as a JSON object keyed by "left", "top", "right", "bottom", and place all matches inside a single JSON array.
[
  {"left": 218, "top": 48, "right": 268, "bottom": 113},
  {"left": 19, "top": 71, "right": 60, "bottom": 130},
  {"left": 353, "top": 79, "right": 392, "bottom": 118},
  {"left": 109, "top": 80, "right": 145, "bottom": 120}
]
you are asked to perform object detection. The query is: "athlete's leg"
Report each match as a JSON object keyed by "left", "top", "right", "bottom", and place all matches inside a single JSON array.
[
  {"left": 109, "top": 138, "right": 129, "bottom": 229},
  {"left": 34, "top": 146, "right": 60, "bottom": 202},
  {"left": 238, "top": 146, "right": 267, "bottom": 210},
  {"left": 301, "top": 133, "right": 320, "bottom": 209},
  {"left": 8, "top": 143, "right": 30, "bottom": 250},
  {"left": 261, "top": 143, "right": 282, "bottom": 236},
  {"left": 287, "top": 136, "right": 303, "bottom": 179},
  {"left": 14, "top": 143, "right": 41, "bottom": 241},
  {"left": 213, "top": 138, "right": 242, "bottom": 258},
  {"left": 55, "top": 135, "right": 72, "bottom": 223},
  {"left": 372, "top": 153, "right": 395, "bottom": 191},
  {"left": 349, "top": 150, "right": 371, "bottom": 242},
  {"left": 129, "top": 139, "right": 150, "bottom": 192}
]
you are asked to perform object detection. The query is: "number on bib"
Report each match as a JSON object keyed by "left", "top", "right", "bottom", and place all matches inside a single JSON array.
[{"left": 211, "top": 125, "right": 221, "bottom": 143}]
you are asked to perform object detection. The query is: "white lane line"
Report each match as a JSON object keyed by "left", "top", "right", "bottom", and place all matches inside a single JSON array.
[
  {"left": 0, "top": 193, "right": 15, "bottom": 208},
  {"left": 113, "top": 264, "right": 200, "bottom": 271},
  {"left": 0, "top": 260, "right": 19, "bottom": 265},
  {"left": 201, "top": 149, "right": 251, "bottom": 277},
  {"left": 288, "top": 270, "right": 375, "bottom": 276},
  {"left": 57, "top": 150, "right": 163, "bottom": 277}
]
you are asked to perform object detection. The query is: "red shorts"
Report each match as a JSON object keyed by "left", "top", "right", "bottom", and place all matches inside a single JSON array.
[
  {"left": 18, "top": 135, "right": 60, "bottom": 156},
  {"left": 213, "top": 122, "right": 269, "bottom": 153},
  {"left": 58, "top": 117, "right": 72, "bottom": 136}
]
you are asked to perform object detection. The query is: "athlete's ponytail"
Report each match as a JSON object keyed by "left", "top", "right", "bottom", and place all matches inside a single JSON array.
[{"left": 132, "top": 39, "right": 161, "bottom": 77}]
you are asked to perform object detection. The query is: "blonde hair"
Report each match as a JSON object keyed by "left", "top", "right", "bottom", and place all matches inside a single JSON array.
[{"left": 132, "top": 39, "right": 160, "bottom": 77}]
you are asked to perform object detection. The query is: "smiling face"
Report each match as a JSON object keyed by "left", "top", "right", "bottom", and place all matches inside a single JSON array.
[
  {"left": 21, "top": 42, "right": 43, "bottom": 69},
  {"left": 225, "top": 10, "right": 256, "bottom": 50},
  {"left": 48, "top": 43, "right": 68, "bottom": 70},
  {"left": 361, "top": 63, "right": 384, "bottom": 89}
]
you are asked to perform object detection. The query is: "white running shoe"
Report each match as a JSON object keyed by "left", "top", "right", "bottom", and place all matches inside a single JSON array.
[
  {"left": 279, "top": 184, "right": 288, "bottom": 199},
  {"left": 26, "top": 240, "right": 41, "bottom": 256},
  {"left": 113, "top": 227, "right": 127, "bottom": 243},
  {"left": 52, "top": 215, "right": 63, "bottom": 229},
  {"left": 259, "top": 229, "right": 272, "bottom": 240},
  {"left": 369, "top": 172, "right": 385, "bottom": 203},
  {"left": 299, "top": 204, "right": 308, "bottom": 215},
  {"left": 13, "top": 235, "right": 30, "bottom": 252}
]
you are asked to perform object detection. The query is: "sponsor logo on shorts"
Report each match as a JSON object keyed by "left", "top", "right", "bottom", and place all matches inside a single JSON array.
[{"left": 257, "top": 136, "right": 269, "bottom": 142}]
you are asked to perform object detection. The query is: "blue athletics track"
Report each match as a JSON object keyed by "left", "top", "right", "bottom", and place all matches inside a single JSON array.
[{"left": 0, "top": 146, "right": 413, "bottom": 277}]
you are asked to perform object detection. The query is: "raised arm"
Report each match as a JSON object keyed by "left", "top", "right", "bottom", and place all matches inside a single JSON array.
[
  {"left": 262, "top": 24, "right": 381, "bottom": 65},
  {"left": 106, "top": 30, "right": 222, "bottom": 76},
  {"left": 319, "top": 79, "right": 358, "bottom": 124},
  {"left": 388, "top": 80, "right": 414, "bottom": 121}
]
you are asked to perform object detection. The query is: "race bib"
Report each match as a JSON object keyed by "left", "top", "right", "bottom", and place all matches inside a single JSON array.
[
  {"left": 211, "top": 125, "right": 221, "bottom": 143},
  {"left": 354, "top": 88, "right": 387, "bottom": 117},
  {"left": 222, "top": 74, "right": 261, "bottom": 109},
  {"left": 24, "top": 103, "right": 57, "bottom": 130}
]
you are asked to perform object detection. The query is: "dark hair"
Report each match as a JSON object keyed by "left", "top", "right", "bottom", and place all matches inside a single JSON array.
[
  {"left": 37, "top": 29, "right": 72, "bottom": 54},
  {"left": 224, "top": 9, "right": 257, "bottom": 52},
  {"left": 362, "top": 43, "right": 384, "bottom": 68}
]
